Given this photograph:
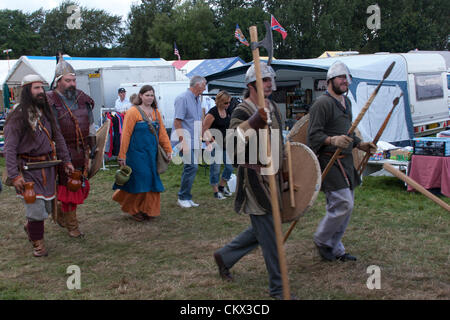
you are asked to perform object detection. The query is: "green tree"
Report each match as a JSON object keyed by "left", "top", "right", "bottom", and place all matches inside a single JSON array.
[
  {"left": 362, "top": 0, "right": 450, "bottom": 52},
  {"left": 38, "top": 0, "right": 123, "bottom": 56},
  {"left": 148, "top": 0, "right": 217, "bottom": 60},
  {"left": 0, "top": 9, "right": 41, "bottom": 57},
  {"left": 211, "top": 4, "right": 268, "bottom": 61},
  {"left": 123, "top": 0, "right": 178, "bottom": 57}
]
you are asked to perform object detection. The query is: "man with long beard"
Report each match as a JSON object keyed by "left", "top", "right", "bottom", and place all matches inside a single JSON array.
[
  {"left": 4, "top": 74, "right": 74, "bottom": 257},
  {"left": 46, "top": 57, "right": 96, "bottom": 238},
  {"left": 307, "top": 61, "right": 376, "bottom": 262}
]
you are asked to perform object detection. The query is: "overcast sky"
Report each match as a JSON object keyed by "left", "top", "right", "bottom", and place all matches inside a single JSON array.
[{"left": 0, "top": 0, "right": 139, "bottom": 21}]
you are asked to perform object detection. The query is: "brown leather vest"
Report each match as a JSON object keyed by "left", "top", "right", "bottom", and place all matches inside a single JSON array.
[{"left": 46, "top": 90, "right": 94, "bottom": 184}]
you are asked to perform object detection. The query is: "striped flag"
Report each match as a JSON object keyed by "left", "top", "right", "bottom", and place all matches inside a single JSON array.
[
  {"left": 174, "top": 42, "right": 181, "bottom": 60},
  {"left": 271, "top": 15, "right": 287, "bottom": 40},
  {"left": 234, "top": 24, "right": 249, "bottom": 46}
]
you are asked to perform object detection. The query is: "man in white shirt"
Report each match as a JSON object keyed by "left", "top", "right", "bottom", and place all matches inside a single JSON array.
[{"left": 114, "top": 88, "right": 131, "bottom": 112}]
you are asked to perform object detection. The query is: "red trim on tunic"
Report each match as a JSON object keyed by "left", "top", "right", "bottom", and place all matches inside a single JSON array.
[{"left": 57, "top": 179, "right": 90, "bottom": 212}]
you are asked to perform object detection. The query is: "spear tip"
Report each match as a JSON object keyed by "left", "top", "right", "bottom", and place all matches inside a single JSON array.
[{"left": 383, "top": 61, "right": 395, "bottom": 80}]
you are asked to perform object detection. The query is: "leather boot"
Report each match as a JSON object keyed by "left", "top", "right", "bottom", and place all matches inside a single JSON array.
[
  {"left": 65, "top": 211, "right": 84, "bottom": 238},
  {"left": 55, "top": 203, "right": 66, "bottom": 228},
  {"left": 32, "top": 239, "right": 48, "bottom": 257}
]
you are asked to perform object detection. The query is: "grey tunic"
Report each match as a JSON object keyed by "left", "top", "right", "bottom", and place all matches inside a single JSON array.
[
  {"left": 307, "top": 92, "right": 361, "bottom": 192},
  {"left": 4, "top": 105, "right": 71, "bottom": 199},
  {"left": 227, "top": 99, "right": 285, "bottom": 215}
]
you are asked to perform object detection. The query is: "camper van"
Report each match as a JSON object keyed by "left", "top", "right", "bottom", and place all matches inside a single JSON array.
[
  {"left": 206, "top": 52, "right": 450, "bottom": 145},
  {"left": 120, "top": 81, "right": 190, "bottom": 135}
]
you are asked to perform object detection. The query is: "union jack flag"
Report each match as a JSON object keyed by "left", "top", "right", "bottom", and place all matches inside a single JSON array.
[
  {"left": 271, "top": 15, "right": 287, "bottom": 40},
  {"left": 234, "top": 24, "right": 249, "bottom": 46},
  {"left": 174, "top": 42, "right": 181, "bottom": 60}
]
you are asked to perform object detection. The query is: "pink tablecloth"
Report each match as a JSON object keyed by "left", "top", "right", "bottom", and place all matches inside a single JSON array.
[{"left": 407, "top": 155, "right": 450, "bottom": 197}]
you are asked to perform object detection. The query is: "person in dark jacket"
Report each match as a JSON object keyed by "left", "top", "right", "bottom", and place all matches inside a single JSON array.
[{"left": 307, "top": 61, "right": 376, "bottom": 262}]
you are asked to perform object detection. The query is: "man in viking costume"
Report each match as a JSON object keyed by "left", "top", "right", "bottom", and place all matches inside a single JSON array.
[
  {"left": 4, "top": 74, "right": 74, "bottom": 257},
  {"left": 213, "top": 62, "right": 287, "bottom": 299},
  {"left": 307, "top": 61, "right": 376, "bottom": 262},
  {"left": 46, "top": 57, "right": 96, "bottom": 238}
]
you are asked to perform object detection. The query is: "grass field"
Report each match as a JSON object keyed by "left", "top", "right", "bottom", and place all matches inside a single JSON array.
[{"left": 0, "top": 158, "right": 449, "bottom": 300}]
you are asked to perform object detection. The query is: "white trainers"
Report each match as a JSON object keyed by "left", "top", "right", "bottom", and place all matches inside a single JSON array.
[
  {"left": 188, "top": 200, "right": 199, "bottom": 207},
  {"left": 177, "top": 199, "right": 192, "bottom": 208},
  {"left": 214, "top": 192, "right": 226, "bottom": 200},
  {"left": 221, "top": 187, "right": 232, "bottom": 197}
]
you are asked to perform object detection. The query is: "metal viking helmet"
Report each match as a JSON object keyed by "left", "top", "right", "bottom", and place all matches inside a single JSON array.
[
  {"left": 54, "top": 56, "right": 76, "bottom": 85},
  {"left": 245, "top": 62, "right": 277, "bottom": 90},
  {"left": 327, "top": 61, "right": 352, "bottom": 84}
]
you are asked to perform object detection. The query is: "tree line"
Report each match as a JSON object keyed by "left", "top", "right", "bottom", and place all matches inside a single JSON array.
[{"left": 1, "top": 0, "right": 448, "bottom": 61}]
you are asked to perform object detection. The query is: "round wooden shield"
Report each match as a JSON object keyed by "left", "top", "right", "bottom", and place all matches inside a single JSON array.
[
  {"left": 281, "top": 142, "right": 321, "bottom": 223},
  {"left": 287, "top": 113, "right": 309, "bottom": 144},
  {"left": 88, "top": 119, "right": 110, "bottom": 179}
]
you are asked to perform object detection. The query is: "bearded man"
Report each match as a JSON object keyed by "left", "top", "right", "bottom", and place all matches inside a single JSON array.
[
  {"left": 4, "top": 74, "right": 74, "bottom": 257},
  {"left": 46, "top": 57, "right": 96, "bottom": 238},
  {"left": 307, "top": 61, "right": 376, "bottom": 262}
]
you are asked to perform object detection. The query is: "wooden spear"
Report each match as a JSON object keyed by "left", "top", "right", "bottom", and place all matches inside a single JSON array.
[
  {"left": 383, "top": 163, "right": 450, "bottom": 212},
  {"left": 284, "top": 61, "right": 396, "bottom": 243},
  {"left": 249, "top": 25, "right": 291, "bottom": 300},
  {"left": 357, "top": 93, "right": 403, "bottom": 175}
]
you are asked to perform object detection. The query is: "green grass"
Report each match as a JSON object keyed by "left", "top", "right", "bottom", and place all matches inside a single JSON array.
[{"left": 0, "top": 157, "right": 449, "bottom": 300}]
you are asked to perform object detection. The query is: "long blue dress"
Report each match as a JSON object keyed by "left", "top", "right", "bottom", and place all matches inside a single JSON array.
[{"left": 113, "top": 121, "right": 164, "bottom": 193}]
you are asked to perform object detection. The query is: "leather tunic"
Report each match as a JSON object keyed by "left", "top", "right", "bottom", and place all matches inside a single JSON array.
[{"left": 46, "top": 90, "right": 94, "bottom": 185}]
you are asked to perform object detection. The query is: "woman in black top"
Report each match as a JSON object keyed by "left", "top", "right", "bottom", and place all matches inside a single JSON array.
[{"left": 202, "top": 91, "right": 234, "bottom": 199}]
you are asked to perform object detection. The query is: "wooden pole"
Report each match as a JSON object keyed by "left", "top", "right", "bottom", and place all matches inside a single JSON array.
[
  {"left": 249, "top": 26, "right": 290, "bottom": 300},
  {"left": 286, "top": 141, "right": 295, "bottom": 208},
  {"left": 357, "top": 93, "right": 403, "bottom": 175},
  {"left": 383, "top": 163, "right": 450, "bottom": 212}
]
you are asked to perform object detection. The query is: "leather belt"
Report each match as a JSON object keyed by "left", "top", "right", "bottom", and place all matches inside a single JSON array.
[
  {"left": 19, "top": 154, "right": 52, "bottom": 186},
  {"left": 321, "top": 152, "right": 350, "bottom": 187}
]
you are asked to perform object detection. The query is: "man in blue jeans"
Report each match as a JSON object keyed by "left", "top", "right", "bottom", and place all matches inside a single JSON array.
[{"left": 172, "top": 76, "right": 206, "bottom": 208}]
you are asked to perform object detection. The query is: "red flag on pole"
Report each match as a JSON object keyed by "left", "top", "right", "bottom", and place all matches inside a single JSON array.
[{"left": 271, "top": 15, "right": 287, "bottom": 40}]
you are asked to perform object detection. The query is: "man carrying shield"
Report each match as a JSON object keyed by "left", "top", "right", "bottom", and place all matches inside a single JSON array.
[
  {"left": 46, "top": 57, "right": 97, "bottom": 238},
  {"left": 213, "top": 62, "right": 289, "bottom": 299}
]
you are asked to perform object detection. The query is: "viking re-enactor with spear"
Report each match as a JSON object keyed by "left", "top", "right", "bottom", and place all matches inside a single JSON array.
[
  {"left": 213, "top": 62, "right": 289, "bottom": 299},
  {"left": 46, "top": 57, "right": 97, "bottom": 238},
  {"left": 307, "top": 61, "right": 376, "bottom": 262},
  {"left": 4, "top": 74, "right": 74, "bottom": 257}
]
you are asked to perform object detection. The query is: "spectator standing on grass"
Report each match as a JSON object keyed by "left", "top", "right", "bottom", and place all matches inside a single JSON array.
[
  {"left": 172, "top": 75, "right": 206, "bottom": 208},
  {"left": 4, "top": 74, "right": 73, "bottom": 257},
  {"left": 112, "top": 85, "right": 172, "bottom": 222},
  {"left": 202, "top": 90, "right": 233, "bottom": 200},
  {"left": 307, "top": 61, "right": 376, "bottom": 262}
]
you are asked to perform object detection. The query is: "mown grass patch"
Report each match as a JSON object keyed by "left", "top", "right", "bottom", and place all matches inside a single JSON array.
[{"left": 0, "top": 157, "right": 449, "bottom": 300}]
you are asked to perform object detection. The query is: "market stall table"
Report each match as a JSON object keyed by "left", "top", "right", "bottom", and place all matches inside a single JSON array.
[{"left": 407, "top": 154, "right": 450, "bottom": 197}]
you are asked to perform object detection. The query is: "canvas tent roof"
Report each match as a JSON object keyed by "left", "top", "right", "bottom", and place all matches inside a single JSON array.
[
  {"left": 171, "top": 57, "right": 245, "bottom": 78},
  {"left": 4, "top": 56, "right": 172, "bottom": 87},
  {"left": 205, "top": 53, "right": 447, "bottom": 145},
  {"left": 0, "top": 59, "right": 18, "bottom": 86}
]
